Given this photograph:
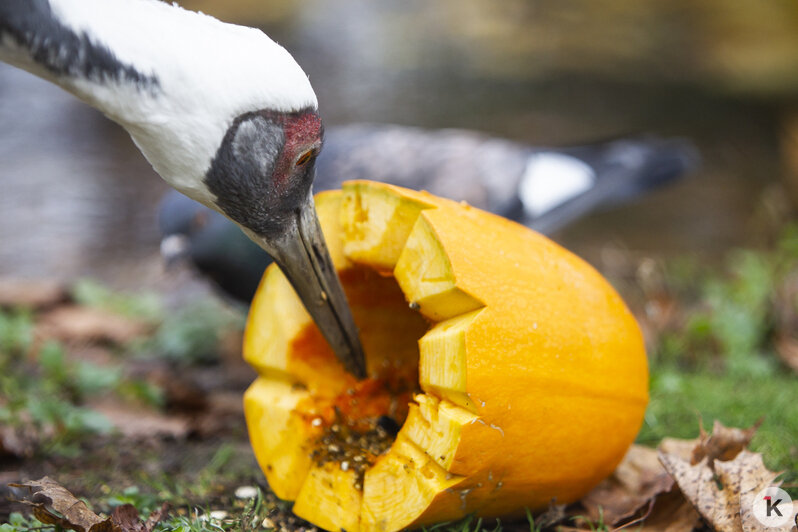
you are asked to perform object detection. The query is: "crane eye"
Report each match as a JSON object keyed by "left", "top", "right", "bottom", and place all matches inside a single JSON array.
[{"left": 296, "top": 149, "right": 316, "bottom": 167}]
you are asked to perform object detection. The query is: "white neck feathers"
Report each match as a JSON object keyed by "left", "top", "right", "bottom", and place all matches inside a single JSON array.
[{"left": 4, "top": 0, "right": 317, "bottom": 203}]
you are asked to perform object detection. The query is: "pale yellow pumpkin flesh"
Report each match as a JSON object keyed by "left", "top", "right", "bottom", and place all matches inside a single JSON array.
[{"left": 243, "top": 181, "right": 649, "bottom": 532}]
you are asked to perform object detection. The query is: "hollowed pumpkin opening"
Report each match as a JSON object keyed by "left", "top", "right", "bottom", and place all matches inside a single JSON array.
[
  {"left": 278, "top": 264, "right": 428, "bottom": 489},
  {"left": 243, "top": 181, "right": 649, "bottom": 532}
]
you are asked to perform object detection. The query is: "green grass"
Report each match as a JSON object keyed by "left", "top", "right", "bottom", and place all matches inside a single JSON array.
[
  {"left": 569, "top": 508, "right": 609, "bottom": 532},
  {"left": 145, "top": 300, "right": 245, "bottom": 364},
  {"left": 0, "top": 310, "right": 114, "bottom": 455},
  {"left": 0, "top": 278, "right": 246, "bottom": 457},
  {"left": 0, "top": 312, "right": 162, "bottom": 456},
  {"left": 639, "top": 370, "right": 798, "bottom": 483},
  {"left": 636, "top": 226, "right": 798, "bottom": 492}
]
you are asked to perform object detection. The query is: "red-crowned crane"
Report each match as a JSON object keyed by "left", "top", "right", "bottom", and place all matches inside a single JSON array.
[{"left": 0, "top": 0, "right": 366, "bottom": 377}]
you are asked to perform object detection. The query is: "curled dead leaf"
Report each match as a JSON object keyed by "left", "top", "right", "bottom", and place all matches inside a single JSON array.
[
  {"left": 10, "top": 477, "right": 168, "bottom": 532},
  {"left": 658, "top": 449, "right": 786, "bottom": 532},
  {"left": 11, "top": 477, "right": 112, "bottom": 532},
  {"left": 691, "top": 419, "right": 762, "bottom": 466},
  {"left": 111, "top": 503, "right": 169, "bottom": 532},
  {"left": 562, "top": 420, "right": 787, "bottom": 532},
  {"left": 658, "top": 437, "right": 698, "bottom": 461},
  {"left": 563, "top": 444, "right": 705, "bottom": 531}
]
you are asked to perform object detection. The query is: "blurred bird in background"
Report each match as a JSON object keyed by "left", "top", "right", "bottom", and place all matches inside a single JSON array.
[{"left": 160, "top": 124, "right": 698, "bottom": 304}]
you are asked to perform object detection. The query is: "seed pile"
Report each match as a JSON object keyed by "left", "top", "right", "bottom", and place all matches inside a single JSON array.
[{"left": 310, "top": 415, "right": 399, "bottom": 490}]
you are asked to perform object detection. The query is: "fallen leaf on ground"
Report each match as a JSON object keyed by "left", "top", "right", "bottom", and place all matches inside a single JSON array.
[
  {"left": 630, "top": 488, "right": 702, "bottom": 532},
  {"left": 658, "top": 437, "right": 699, "bottom": 461},
  {"left": 658, "top": 454, "right": 738, "bottom": 531},
  {"left": 111, "top": 503, "right": 169, "bottom": 532},
  {"left": 691, "top": 419, "right": 762, "bottom": 466},
  {"left": 0, "top": 278, "right": 68, "bottom": 309},
  {"left": 37, "top": 305, "right": 150, "bottom": 345},
  {"left": 11, "top": 476, "right": 112, "bottom": 532},
  {"left": 577, "top": 445, "right": 675, "bottom": 526},
  {"left": 11, "top": 477, "right": 168, "bottom": 532},
  {"left": 717, "top": 451, "right": 785, "bottom": 531},
  {"left": 530, "top": 499, "right": 567, "bottom": 529},
  {"left": 659, "top": 449, "right": 784, "bottom": 532}
]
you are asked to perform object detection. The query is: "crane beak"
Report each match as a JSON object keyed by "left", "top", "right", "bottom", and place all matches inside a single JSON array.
[{"left": 246, "top": 193, "right": 367, "bottom": 379}]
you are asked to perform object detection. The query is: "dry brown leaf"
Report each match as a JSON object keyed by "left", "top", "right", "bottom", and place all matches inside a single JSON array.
[
  {"left": 578, "top": 445, "right": 674, "bottom": 526},
  {"left": 691, "top": 419, "right": 762, "bottom": 465},
  {"left": 659, "top": 449, "right": 787, "bottom": 532},
  {"left": 37, "top": 305, "right": 150, "bottom": 345},
  {"left": 531, "top": 499, "right": 567, "bottom": 529},
  {"left": 632, "top": 489, "right": 702, "bottom": 532},
  {"left": 111, "top": 506, "right": 144, "bottom": 532},
  {"left": 658, "top": 437, "right": 697, "bottom": 461},
  {"left": 111, "top": 503, "right": 169, "bottom": 532},
  {"left": 658, "top": 453, "right": 738, "bottom": 531},
  {"left": 614, "top": 444, "right": 671, "bottom": 491},
  {"left": 716, "top": 451, "right": 783, "bottom": 531},
  {"left": 11, "top": 477, "right": 168, "bottom": 532},
  {"left": 0, "top": 278, "right": 68, "bottom": 309},
  {"left": 141, "top": 503, "right": 169, "bottom": 532},
  {"left": 11, "top": 477, "right": 113, "bottom": 532}
]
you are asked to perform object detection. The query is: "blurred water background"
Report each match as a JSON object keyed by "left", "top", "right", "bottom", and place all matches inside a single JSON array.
[{"left": 2, "top": 0, "right": 798, "bottom": 289}]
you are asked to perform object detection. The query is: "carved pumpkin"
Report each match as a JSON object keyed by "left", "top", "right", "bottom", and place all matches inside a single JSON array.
[{"left": 243, "top": 181, "right": 648, "bottom": 532}]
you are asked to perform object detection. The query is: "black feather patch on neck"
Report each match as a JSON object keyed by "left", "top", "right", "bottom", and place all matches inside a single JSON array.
[
  {"left": 205, "top": 111, "right": 289, "bottom": 238},
  {"left": 0, "top": 0, "right": 157, "bottom": 87}
]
